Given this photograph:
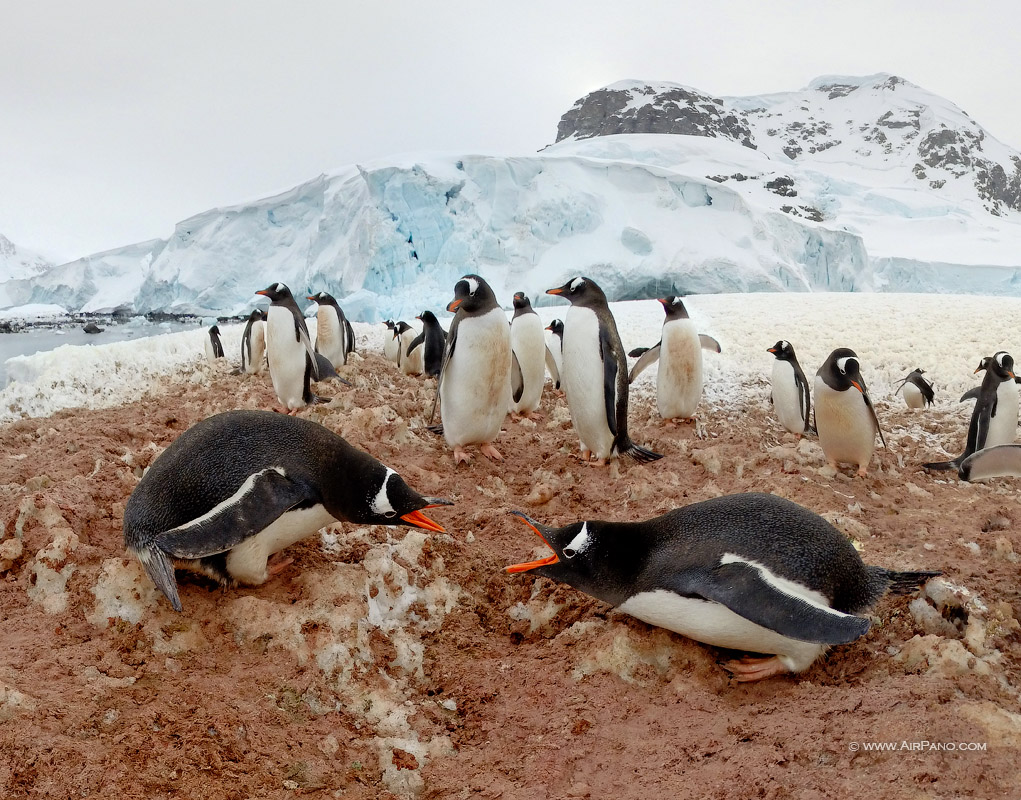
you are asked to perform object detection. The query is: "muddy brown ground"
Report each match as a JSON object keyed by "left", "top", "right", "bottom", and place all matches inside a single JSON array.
[{"left": 1, "top": 353, "right": 1020, "bottom": 798}]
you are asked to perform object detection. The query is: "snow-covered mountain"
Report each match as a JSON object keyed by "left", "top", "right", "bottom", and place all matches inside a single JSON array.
[
  {"left": 4, "top": 73, "right": 1021, "bottom": 320},
  {"left": 0, "top": 234, "right": 52, "bottom": 283}
]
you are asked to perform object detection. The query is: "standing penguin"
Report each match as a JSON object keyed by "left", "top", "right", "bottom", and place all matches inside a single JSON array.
[
  {"left": 924, "top": 351, "right": 1018, "bottom": 471},
  {"left": 240, "top": 309, "right": 268, "bottom": 374},
  {"left": 814, "top": 348, "right": 886, "bottom": 477},
  {"left": 256, "top": 282, "right": 325, "bottom": 412},
  {"left": 507, "top": 494, "right": 937, "bottom": 682},
  {"left": 123, "top": 410, "right": 451, "bottom": 612},
  {"left": 767, "top": 340, "right": 812, "bottom": 438},
  {"left": 383, "top": 321, "right": 401, "bottom": 364},
  {"left": 437, "top": 274, "right": 512, "bottom": 464},
  {"left": 546, "top": 277, "right": 661, "bottom": 464},
  {"left": 406, "top": 310, "right": 447, "bottom": 377},
  {"left": 396, "top": 320, "right": 425, "bottom": 376},
  {"left": 204, "top": 324, "right": 225, "bottom": 364},
  {"left": 894, "top": 368, "right": 935, "bottom": 409},
  {"left": 627, "top": 297, "right": 721, "bottom": 422},
  {"left": 306, "top": 291, "right": 353, "bottom": 368},
  {"left": 545, "top": 320, "right": 564, "bottom": 390},
  {"left": 509, "top": 292, "right": 547, "bottom": 419}
]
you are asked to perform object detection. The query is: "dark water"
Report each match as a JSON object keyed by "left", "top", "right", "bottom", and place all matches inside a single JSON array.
[{"left": 0, "top": 318, "right": 202, "bottom": 387}]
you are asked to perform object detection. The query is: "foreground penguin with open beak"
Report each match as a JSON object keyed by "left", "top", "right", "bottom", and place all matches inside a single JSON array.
[
  {"left": 507, "top": 493, "right": 937, "bottom": 682},
  {"left": 124, "top": 410, "right": 451, "bottom": 612}
]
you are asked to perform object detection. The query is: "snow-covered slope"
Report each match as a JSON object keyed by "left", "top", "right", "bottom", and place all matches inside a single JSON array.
[
  {"left": 0, "top": 234, "right": 52, "bottom": 284},
  {"left": 4, "top": 74, "right": 1021, "bottom": 320}
]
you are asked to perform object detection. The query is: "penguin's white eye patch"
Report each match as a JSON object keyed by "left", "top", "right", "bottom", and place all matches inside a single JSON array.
[
  {"left": 836, "top": 356, "right": 855, "bottom": 375},
  {"left": 465, "top": 277, "right": 479, "bottom": 296},
  {"left": 562, "top": 522, "right": 590, "bottom": 559},
  {"left": 370, "top": 468, "right": 398, "bottom": 516},
  {"left": 996, "top": 352, "right": 1009, "bottom": 368},
  {"left": 570, "top": 277, "right": 584, "bottom": 292}
]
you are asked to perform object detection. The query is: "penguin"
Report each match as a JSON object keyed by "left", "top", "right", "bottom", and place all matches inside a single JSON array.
[
  {"left": 506, "top": 493, "right": 937, "bottom": 682},
  {"left": 406, "top": 310, "right": 447, "bottom": 377},
  {"left": 627, "top": 297, "right": 721, "bottom": 421},
  {"left": 894, "top": 368, "right": 935, "bottom": 409},
  {"left": 256, "top": 282, "right": 332, "bottom": 412},
  {"left": 240, "top": 310, "right": 268, "bottom": 375},
  {"left": 383, "top": 321, "right": 401, "bottom": 364},
  {"left": 924, "top": 351, "right": 1018, "bottom": 472},
  {"left": 959, "top": 444, "right": 1021, "bottom": 481},
  {"left": 509, "top": 292, "right": 547, "bottom": 418},
  {"left": 124, "top": 410, "right": 451, "bottom": 612},
  {"left": 437, "top": 274, "right": 512, "bottom": 464},
  {"left": 306, "top": 291, "right": 353, "bottom": 368},
  {"left": 766, "top": 340, "right": 812, "bottom": 437},
  {"left": 546, "top": 277, "right": 661, "bottom": 464},
  {"left": 395, "top": 320, "right": 425, "bottom": 376},
  {"left": 204, "top": 324, "right": 225, "bottom": 364},
  {"left": 814, "top": 348, "right": 886, "bottom": 477},
  {"left": 544, "top": 320, "right": 564, "bottom": 390},
  {"left": 958, "top": 356, "right": 1021, "bottom": 403}
]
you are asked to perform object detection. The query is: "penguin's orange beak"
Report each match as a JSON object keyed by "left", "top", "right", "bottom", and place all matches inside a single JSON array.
[
  {"left": 506, "top": 513, "right": 559, "bottom": 573},
  {"left": 546, "top": 287, "right": 564, "bottom": 296},
  {"left": 1010, "top": 371, "right": 1017, "bottom": 380},
  {"left": 400, "top": 506, "right": 446, "bottom": 533},
  {"left": 657, "top": 298, "right": 670, "bottom": 306},
  {"left": 767, "top": 347, "right": 777, "bottom": 354},
  {"left": 306, "top": 295, "right": 316, "bottom": 301},
  {"left": 850, "top": 380, "right": 864, "bottom": 394},
  {"left": 447, "top": 298, "right": 462, "bottom": 312},
  {"left": 255, "top": 289, "right": 270, "bottom": 297}
]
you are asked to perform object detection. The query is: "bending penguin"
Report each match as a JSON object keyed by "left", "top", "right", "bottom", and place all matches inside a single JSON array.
[
  {"left": 509, "top": 292, "right": 547, "bottom": 419},
  {"left": 767, "top": 340, "right": 812, "bottom": 438},
  {"left": 547, "top": 277, "right": 661, "bottom": 464},
  {"left": 814, "top": 348, "right": 886, "bottom": 477},
  {"left": 436, "top": 274, "right": 512, "bottom": 464},
  {"left": 507, "top": 493, "right": 937, "bottom": 682},
  {"left": 307, "top": 291, "right": 354, "bottom": 368},
  {"left": 627, "top": 297, "right": 721, "bottom": 422},
  {"left": 924, "top": 350, "right": 1018, "bottom": 472},
  {"left": 204, "top": 324, "right": 225, "bottom": 364},
  {"left": 123, "top": 410, "right": 451, "bottom": 612},
  {"left": 406, "top": 310, "right": 447, "bottom": 377},
  {"left": 894, "top": 368, "right": 935, "bottom": 409},
  {"left": 240, "top": 309, "right": 268, "bottom": 374}
]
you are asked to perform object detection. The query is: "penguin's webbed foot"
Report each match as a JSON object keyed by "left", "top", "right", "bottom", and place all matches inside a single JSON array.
[
  {"left": 480, "top": 443, "right": 503, "bottom": 462},
  {"left": 453, "top": 446, "right": 472, "bottom": 465},
  {"left": 722, "top": 655, "right": 790, "bottom": 683},
  {"left": 266, "top": 554, "right": 294, "bottom": 578}
]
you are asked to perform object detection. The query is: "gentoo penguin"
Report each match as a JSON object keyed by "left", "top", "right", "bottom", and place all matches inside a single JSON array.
[
  {"left": 240, "top": 310, "right": 268, "bottom": 374},
  {"left": 204, "top": 324, "right": 225, "bottom": 363},
  {"left": 406, "top": 310, "right": 447, "bottom": 377},
  {"left": 767, "top": 340, "right": 812, "bottom": 437},
  {"left": 924, "top": 351, "right": 1018, "bottom": 471},
  {"left": 547, "top": 277, "right": 661, "bottom": 464},
  {"left": 437, "top": 274, "right": 512, "bottom": 464},
  {"left": 894, "top": 368, "right": 935, "bottom": 409},
  {"left": 960, "top": 444, "right": 1021, "bottom": 481},
  {"left": 509, "top": 292, "right": 547, "bottom": 418},
  {"left": 395, "top": 320, "right": 425, "bottom": 376},
  {"left": 306, "top": 291, "right": 352, "bottom": 368},
  {"left": 382, "top": 321, "right": 401, "bottom": 363},
  {"left": 124, "top": 410, "right": 451, "bottom": 612},
  {"left": 958, "top": 356, "right": 1021, "bottom": 402},
  {"left": 627, "top": 297, "right": 721, "bottom": 421},
  {"left": 507, "top": 493, "right": 937, "bottom": 681},
  {"left": 256, "top": 282, "right": 327, "bottom": 411},
  {"left": 814, "top": 348, "right": 886, "bottom": 477},
  {"left": 544, "top": 320, "right": 564, "bottom": 390}
]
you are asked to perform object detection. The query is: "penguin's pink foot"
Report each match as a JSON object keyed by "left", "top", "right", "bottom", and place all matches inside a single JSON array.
[
  {"left": 722, "top": 655, "right": 790, "bottom": 682},
  {"left": 590, "top": 457, "right": 609, "bottom": 467},
  {"left": 525, "top": 410, "right": 544, "bottom": 421},
  {"left": 453, "top": 446, "right": 472, "bottom": 465},
  {"left": 266, "top": 554, "right": 294, "bottom": 578},
  {"left": 576, "top": 449, "right": 592, "bottom": 463},
  {"left": 856, "top": 466, "right": 869, "bottom": 478},
  {"left": 480, "top": 443, "right": 503, "bottom": 462}
]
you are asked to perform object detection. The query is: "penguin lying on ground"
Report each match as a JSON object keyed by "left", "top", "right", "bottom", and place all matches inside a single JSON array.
[
  {"left": 507, "top": 493, "right": 937, "bottom": 682},
  {"left": 547, "top": 277, "right": 661, "bottom": 464},
  {"left": 406, "top": 310, "right": 447, "bottom": 377},
  {"left": 894, "top": 368, "right": 935, "bottom": 409},
  {"left": 627, "top": 297, "right": 721, "bottom": 422},
  {"left": 204, "top": 324, "right": 225, "bottom": 363},
  {"left": 240, "top": 309, "right": 267, "bottom": 374},
  {"left": 925, "top": 351, "right": 1018, "bottom": 472},
  {"left": 814, "top": 348, "right": 886, "bottom": 477},
  {"left": 767, "top": 340, "right": 812, "bottom": 438},
  {"left": 124, "top": 410, "right": 451, "bottom": 612}
]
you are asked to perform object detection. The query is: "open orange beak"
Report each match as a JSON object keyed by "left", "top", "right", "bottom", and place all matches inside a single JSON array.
[
  {"left": 506, "top": 512, "right": 559, "bottom": 573},
  {"left": 400, "top": 505, "right": 447, "bottom": 533},
  {"left": 447, "top": 298, "right": 462, "bottom": 312},
  {"left": 546, "top": 287, "right": 564, "bottom": 296}
]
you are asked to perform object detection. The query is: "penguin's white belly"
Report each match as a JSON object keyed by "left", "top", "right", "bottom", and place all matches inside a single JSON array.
[
  {"left": 902, "top": 382, "right": 924, "bottom": 409},
  {"left": 225, "top": 504, "right": 337, "bottom": 585},
  {"left": 316, "top": 307, "right": 345, "bottom": 367},
  {"left": 814, "top": 380, "right": 876, "bottom": 467},
  {"left": 510, "top": 315, "right": 547, "bottom": 413},
  {"left": 249, "top": 321, "right": 267, "bottom": 373},
  {"left": 618, "top": 590, "right": 826, "bottom": 673},
  {"left": 400, "top": 330, "right": 425, "bottom": 375},
  {"left": 771, "top": 360, "right": 806, "bottom": 434},
  {"left": 384, "top": 332, "right": 400, "bottom": 362},
  {"left": 440, "top": 309, "right": 511, "bottom": 446},
  {"left": 657, "top": 321, "right": 702, "bottom": 419},
  {"left": 266, "top": 308, "right": 310, "bottom": 409},
  {"left": 563, "top": 308, "right": 615, "bottom": 459},
  {"left": 204, "top": 337, "right": 216, "bottom": 364},
  {"left": 985, "top": 381, "right": 1019, "bottom": 448},
  {"left": 545, "top": 332, "right": 564, "bottom": 382}
]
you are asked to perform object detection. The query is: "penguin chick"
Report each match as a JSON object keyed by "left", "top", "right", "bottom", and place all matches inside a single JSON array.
[
  {"left": 894, "top": 368, "right": 935, "bottom": 409},
  {"left": 506, "top": 493, "right": 937, "bottom": 682},
  {"left": 767, "top": 340, "right": 812, "bottom": 437},
  {"left": 814, "top": 348, "right": 886, "bottom": 477},
  {"left": 123, "top": 410, "right": 451, "bottom": 612}
]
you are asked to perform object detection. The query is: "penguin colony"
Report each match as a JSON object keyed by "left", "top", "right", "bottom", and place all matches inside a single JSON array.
[{"left": 147, "top": 275, "right": 1021, "bottom": 682}]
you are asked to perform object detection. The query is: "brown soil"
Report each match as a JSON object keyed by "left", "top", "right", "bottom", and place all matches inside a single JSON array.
[{"left": 1, "top": 354, "right": 1020, "bottom": 799}]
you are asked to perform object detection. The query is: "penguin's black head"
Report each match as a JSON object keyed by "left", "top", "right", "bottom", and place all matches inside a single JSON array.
[
  {"left": 546, "top": 319, "right": 564, "bottom": 338},
  {"left": 395, "top": 321, "right": 413, "bottom": 335},
  {"left": 974, "top": 356, "right": 991, "bottom": 374},
  {"left": 512, "top": 292, "right": 531, "bottom": 310},
  {"left": 506, "top": 511, "right": 611, "bottom": 588},
  {"left": 991, "top": 351, "right": 1016, "bottom": 380},
  {"left": 248, "top": 309, "right": 263, "bottom": 322},
  {"left": 546, "top": 277, "right": 606, "bottom": 308},
  {"left": 767, "top": 340, "right": 795, "bottom": 360},
  {"left": 448, "top": 274, "right": 497, "bottom": 314},
  {"left": 306, "top": 291, "right": 336, "bottom": 305},
  {"left": 658, "top": 296, "right": 690, "bottom": 320},
  {"left": 209, "top": 324, "right": 220, "bottom": 335},
  {"left": 819, "top": 347, "right": 866, "bottom": 393},
  {"left": 256, "top": 282, "right": 292, "bottom": 302},
  {"left": 417, "top": 310, "right": 438, "bottom": 325},
  {"left": 353, "top": 465, "right": 452, "bottom": 531}
]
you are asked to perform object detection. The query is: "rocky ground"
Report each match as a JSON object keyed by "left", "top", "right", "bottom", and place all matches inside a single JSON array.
[{"left": 1, "top": 352, "right": 1020, "bottom": 799}]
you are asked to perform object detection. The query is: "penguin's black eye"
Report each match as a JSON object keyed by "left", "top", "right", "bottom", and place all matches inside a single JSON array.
[
  {"left": 383, "top": 510, "right": 397, "bottom": 519},
  {"left": 563, "top": 547, "right": 577, "bottom": 559}
]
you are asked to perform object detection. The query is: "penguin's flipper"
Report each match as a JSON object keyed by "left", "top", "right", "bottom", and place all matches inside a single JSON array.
[
  {"left": 136, "top": 546, "right": 184, "bottom": 612},
  {"left": 959, "top": 386, "right": 981, "bottom": 403},
  {"left": 859, "top": 386, "right": 887, "bottom": 449},
  {"left": 430, "top": 322, "right": 458, "bottom": 424},
  {"left": 295, "top": 317, "right": 320, "bottom": 380},
  {"left": 345, "top": 318, "right": 356, "bottom": 355},
  {"left": 511, "top": 352, "right": 524, "bottom": 404},
  {"left": 793, "top": 367, "right": 810, "bottom": 427},
  {"left": 407, "top": 331, "right": 425, "bottom": 356},
  {"left": 154, "top": 468, "right": 309, "bottom": 562},
  {"left": 698, "top": 334, "right": 722, "bottom": 354},
  {"left": 671, "top": 560, "right": 871, "bottom": 646},
  {"left": 627, "top": 343, "right": 660, "bottom": 384},
  {"left": 314, "top": 352, "right": 341, "bottom": 380},
  {"left": 213, "top": 338, "right": 225, "bottom": 358},
  {"left": 960, "top": 445, "right": 1021, "bottom": 481},
  {"left": 919, "top": 377, "right": 935, "bottom": 406},
  {"left": 598, "top": 324, "right": 619, "bottom": 437},
  {"left": 544, "top": 345, "right": 561, "bottom": 389},
  {"left": 628, "top": 346, "right": 650, "bottom": 358}
]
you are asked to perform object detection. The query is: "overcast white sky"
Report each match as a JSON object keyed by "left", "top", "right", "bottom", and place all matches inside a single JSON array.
[{"left": 3, "top": 1, "right": 1019, "bottom": 263}]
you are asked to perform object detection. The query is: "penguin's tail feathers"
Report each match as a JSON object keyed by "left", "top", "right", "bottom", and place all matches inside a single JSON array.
[
  {"left": 875, "top": 568, "right": 942, "bottom": 595},
  {"left": 132, "top": 545, "right": 183, "bottom": 612},
  {"left": 425, "top": 423, "right": 444, "bottom": 436},
  {"left": 620, "top": 439, "right": 664, "bottom": 463},
  {"left": 921, "top": 459, "right": 959, "bottom": 472}
]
